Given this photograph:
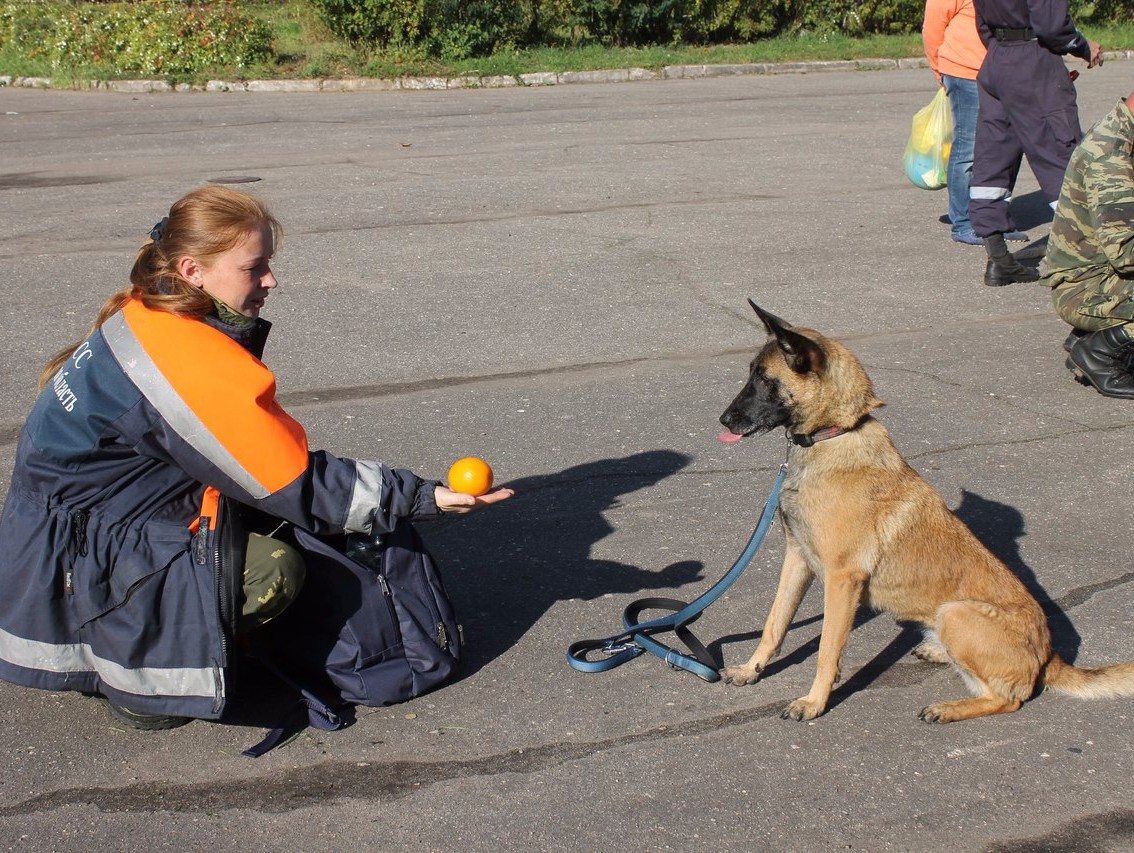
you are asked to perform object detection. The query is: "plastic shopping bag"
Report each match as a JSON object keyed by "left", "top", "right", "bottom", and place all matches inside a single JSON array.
[{"left": 903, "top": 88, "right": 953, "bottom": 190}]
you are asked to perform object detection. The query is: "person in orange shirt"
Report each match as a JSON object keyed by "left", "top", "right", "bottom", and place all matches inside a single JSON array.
[{"left": 923, "top": 0, "right": 1025, "bottom": 245}]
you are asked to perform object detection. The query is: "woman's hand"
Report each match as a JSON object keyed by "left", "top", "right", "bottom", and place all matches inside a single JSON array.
[{"left": 435, "top": 484, "right": 515, "bottom": 514}]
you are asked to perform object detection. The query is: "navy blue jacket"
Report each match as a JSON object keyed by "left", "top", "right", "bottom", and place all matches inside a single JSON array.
[{"left": 0, "top": 299, "right": 439, "bottom": 719}]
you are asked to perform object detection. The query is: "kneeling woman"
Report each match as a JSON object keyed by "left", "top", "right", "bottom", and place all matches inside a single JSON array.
[{"left": 0, "top": 186, "right": 511, "bottom": 729}]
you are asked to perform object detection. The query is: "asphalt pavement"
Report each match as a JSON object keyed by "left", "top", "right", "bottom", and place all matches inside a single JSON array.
[{"left": 1, "top": 60, "right": 1133, "bottom": 851}]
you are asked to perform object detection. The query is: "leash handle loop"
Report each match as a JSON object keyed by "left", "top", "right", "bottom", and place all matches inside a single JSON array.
[
  {"left": 566, "top": 463, "right": 787, "bottom": 680},
  {"left": 567, "top": 637, "right": 645, "bottom": 672}
]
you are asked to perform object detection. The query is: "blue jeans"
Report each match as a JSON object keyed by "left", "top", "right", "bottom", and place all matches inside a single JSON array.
[{"left": 942, "top": 74, "right": 979, "bottom": 238}]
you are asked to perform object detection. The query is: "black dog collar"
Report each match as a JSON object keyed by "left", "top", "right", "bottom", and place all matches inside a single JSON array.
[{"left": 790, "top": 416, "right": 869, "bottom": 448}]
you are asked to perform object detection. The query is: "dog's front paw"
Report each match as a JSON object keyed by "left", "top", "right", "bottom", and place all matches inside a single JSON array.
[
  {"left": 720, "top": 663, "right": 763, "bottom": 686},
  {"left": 781, "top": 697, "right": 826, "bottom": 721}
]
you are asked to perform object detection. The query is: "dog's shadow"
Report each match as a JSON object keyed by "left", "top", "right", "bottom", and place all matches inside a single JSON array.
[
  {"left": 953, "top": 489, "right": 1081, "bottom": 658},
  {"left": 707, "top": 488, "right": 1080, "bottom": 711},
  {"left": 711, "top": 602, "right": 918, "bottom": 709}
]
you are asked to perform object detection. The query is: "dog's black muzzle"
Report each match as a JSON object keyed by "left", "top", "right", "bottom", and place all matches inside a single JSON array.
[{"left": 722, "top": 369, "right": 790, "bottom": 433}]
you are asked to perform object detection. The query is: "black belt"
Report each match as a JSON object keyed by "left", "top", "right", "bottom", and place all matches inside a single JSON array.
[{"left": 993, "top": 26, "right": 1036, "bottom": 41}]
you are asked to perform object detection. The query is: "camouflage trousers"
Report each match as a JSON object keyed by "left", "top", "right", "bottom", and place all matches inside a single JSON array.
[
  {"left": 242, "top": 532, "right": 306, "bottom": 629},
  {"left": 1050, "top": 273, "right": 1134, "bottom": 332}
]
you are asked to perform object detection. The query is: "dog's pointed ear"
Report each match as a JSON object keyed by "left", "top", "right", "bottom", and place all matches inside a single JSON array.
[
  {"left": 748, "top": 300, "right": 826, "bottom": 375},
  {"left": 749, "top": 300, "right": 790, "bottom": 336}
]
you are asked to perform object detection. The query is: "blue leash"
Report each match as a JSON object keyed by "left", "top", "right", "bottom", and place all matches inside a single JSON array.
[{"left": 567, "top": 461, "right": 788, "bottom": 682}]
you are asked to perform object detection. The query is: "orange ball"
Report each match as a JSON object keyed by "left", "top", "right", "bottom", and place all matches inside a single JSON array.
[{"left": 447, "top": 456, "right": 494, "bottom": 497}]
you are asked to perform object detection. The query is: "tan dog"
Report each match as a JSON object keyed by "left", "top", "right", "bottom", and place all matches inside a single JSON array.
[{"left": 718, "top": 302, "right": 1134, "bottom": 722}]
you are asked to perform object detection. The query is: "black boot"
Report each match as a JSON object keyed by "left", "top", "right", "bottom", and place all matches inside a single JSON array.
[
  {"left": 1066, "top": 325, "right": 1134, "bottom": 399},
  {"left": 1062, "top": 328, "right": 1086, "bottom": 352},
  {"left": 102, "top": 697, "right": 192, "bottom": 730},
  {"left": 983, "top": 233, "right": 1039, "bottom": 286}
]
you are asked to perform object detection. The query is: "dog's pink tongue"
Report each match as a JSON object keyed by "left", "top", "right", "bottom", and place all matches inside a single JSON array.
[{"left": 718, "top": 430, "right": 744, "bottom": 443}]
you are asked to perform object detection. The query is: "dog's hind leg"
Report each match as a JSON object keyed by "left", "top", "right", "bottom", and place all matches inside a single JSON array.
[
  {"left": 912, "top": 631, "right": 951, "bottom": 664},
  {"left": 721, "top": 536, "right": 813, "bottom": 686},
  {"left": 782, "top": 567, "right": 868, "bottom": 721},
  {"left": 919, "top": 692, "right": 1022, "bottom": 722},
  {"left": 918, "top": 600, "right": 1040, "bottom": 723}
]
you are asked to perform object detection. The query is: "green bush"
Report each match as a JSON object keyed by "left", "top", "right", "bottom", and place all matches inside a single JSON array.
[
  {"left": 561, "top": 0, "right": 684, "bottom": 46},
  {"left": 671, "top": 1, "right": 783, "bottom": 43},
  {"left": 1074, "top": 0, "right": 1134, "bottom": 22},
  {"left": 312, "top": 0, "right": 531, "bottom": 59},
  {"left": 0, "top": 0, "right": 273, "bottom": 77},
  {"left": 0, "top": 1, "right": 60, "bottom": 57},
  {"left": 6, "top": 0, "right": 1132, "bottom": 74},
  {"left": 789, "top": 0, "right": 925, "bottom": 35},
  {"left": 312, "top": 0, "right": 929, "bottom": 55},
  {"left": 309, "top": 0, "right": 425, "bottom": 47},
  {"left": 425, "top": 0, "right": 532, "bottom": 59}
]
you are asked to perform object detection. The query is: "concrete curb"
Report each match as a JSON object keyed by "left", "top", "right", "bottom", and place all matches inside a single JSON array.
[{"left": 1, "top": 51, "right": 1130, "bottom": 94}]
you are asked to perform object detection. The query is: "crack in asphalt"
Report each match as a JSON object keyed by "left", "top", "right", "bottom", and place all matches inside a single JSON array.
[
  {"left": 0, "top": 306, "right": 1084, "bottom": 419},
  {"left": 5, "top": 558, "right": 1131, "bottom": 823},
  {"left": 0, "top": 350, "right": 728, "bottom": 446},
  {"left": 0, "top": 192, "right": 782, "bottom": 259},
  {"left": 0, "top": 699, "right": 791, "bottom": 816},
  {"left": 4, "top": 314, "right": 1130, "bottom": 445},
  {"left": 272, "top": 355, "right": 660, "bottom": 408},
  {"left": 1052, "top": 570, "right": 1134, "bottom": 611},
  {"left": 0, "top": 172, "right": 124, "bottom": 191},
  {"left": 290, "top": 191, "right": 784, "bottom": 234}
]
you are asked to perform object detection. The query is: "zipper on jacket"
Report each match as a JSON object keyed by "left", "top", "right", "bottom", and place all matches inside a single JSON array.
[
  {"left": 66, "top": 508, "right": 90, "bottom": 595},
  {"left": 213, "top": 538, "right": 230, "bottom": 666},
  {"left": 193, "top": 517, "right": 209, "bottom": 565},
  {"left": 195, "top": 513, "right": 233, "bottom": 671},
  {"left": 203, "top": 506, "right": 239, "bottom": 719},
  {"left": 212, "top": 496, "right": 243, "bottom": 674}
]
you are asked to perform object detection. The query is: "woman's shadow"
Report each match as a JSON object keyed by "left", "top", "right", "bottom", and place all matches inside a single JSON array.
[
  {"left": 222, "top": 449, "right": 702, "bottom": 731},
  {"left": 422, "top": 449, "right": 705, "bottom": 675}
]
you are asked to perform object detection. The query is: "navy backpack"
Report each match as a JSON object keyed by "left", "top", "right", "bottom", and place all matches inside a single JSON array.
[
  {"left": 243, "top": 519, "right": 461, "bottom": 756},
  {"left": 283, "top": 520, "right": 462, "bottom": 705}
]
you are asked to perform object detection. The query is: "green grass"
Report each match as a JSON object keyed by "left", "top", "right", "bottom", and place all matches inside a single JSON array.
[
  {"left": 3, "top": 0, "right": 1133, "bottom": 84},
  {"left": 360, "top": 34, "right": 932, "bottom": 80},
  {"left": 246, "top": 0, "right": 364, "bottom": 79}
]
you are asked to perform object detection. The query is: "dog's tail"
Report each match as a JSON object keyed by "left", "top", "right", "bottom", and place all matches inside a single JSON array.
[{"left": 1043, "top": 654, "right": 1134, "bottom": 699}]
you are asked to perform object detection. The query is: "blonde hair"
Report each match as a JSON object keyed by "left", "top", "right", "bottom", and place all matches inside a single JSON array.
[{"left": 39, "top": 186, "right": 282, "bottom": 388}]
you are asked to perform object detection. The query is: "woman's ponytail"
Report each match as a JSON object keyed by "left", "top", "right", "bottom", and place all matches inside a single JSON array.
[{"left": 37, "top": 186, "right": 280, "bottom": 389}]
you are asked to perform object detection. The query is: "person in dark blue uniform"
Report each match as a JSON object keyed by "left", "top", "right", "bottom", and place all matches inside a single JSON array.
[{"left": 969, "top": 0, "right": 1101, "bottom": 285}]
